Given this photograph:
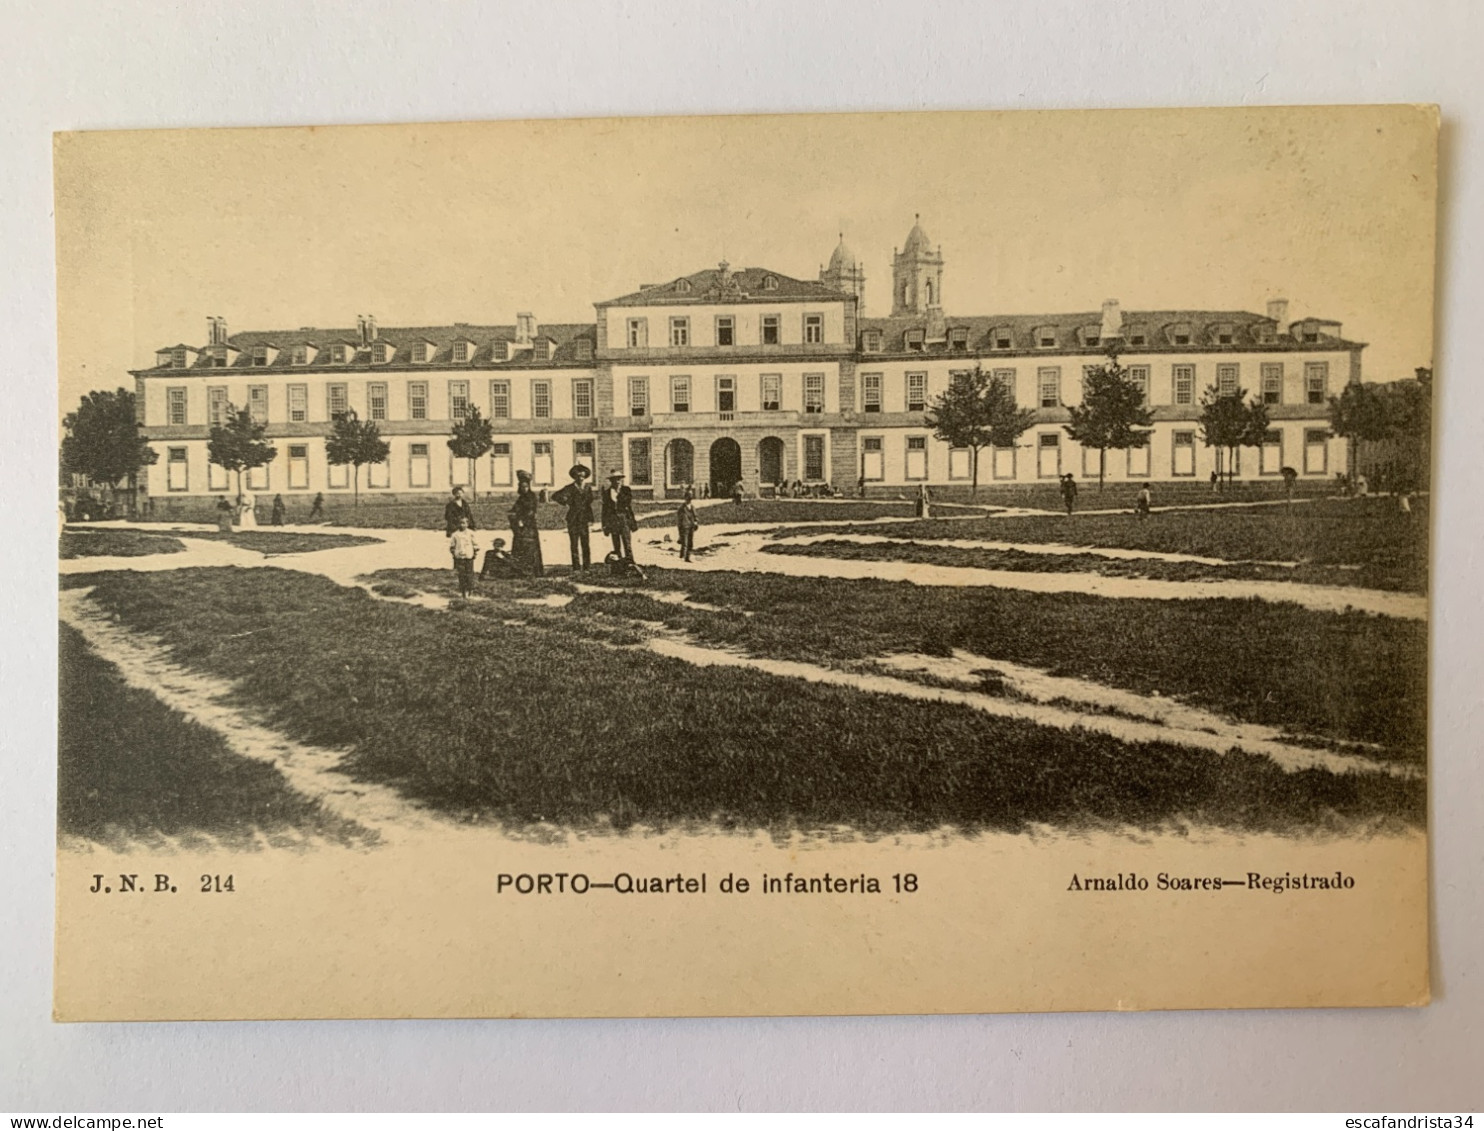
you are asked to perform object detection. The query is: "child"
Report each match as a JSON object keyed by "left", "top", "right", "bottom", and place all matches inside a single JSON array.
[
  {"left": 1135, "top": 484, "right": 1152, "bottom": 520},
  {"left": 449, "top": 516, "right": 478, "bottom": 597},
  {"left": 480, "top": 536, "right": 514, "bottom": 579}
]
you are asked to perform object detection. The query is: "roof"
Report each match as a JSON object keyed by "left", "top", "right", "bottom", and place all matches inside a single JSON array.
[
  {"left": 827, "top": 237, "right": 857, "bottom": 273},
  {"left": 598, "top": 264, "right": 851, "bottom": 307},
  {"left": 901, "top": 218, "right": 932, "bottom": 255},
  {"left": 141, "top": 322, "right": 599, "bottom": 372},
  {"left": 858, "top": 309, "right": 1365, "bottom": 354}
]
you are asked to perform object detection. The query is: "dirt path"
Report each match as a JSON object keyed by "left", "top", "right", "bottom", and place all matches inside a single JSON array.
[{"left": 59, "top": 587, "right": 445, "bottom": 840}]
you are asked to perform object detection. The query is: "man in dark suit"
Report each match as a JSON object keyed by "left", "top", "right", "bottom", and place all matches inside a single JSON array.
[
  {"left": 443, "top": 486, "right": 476, "bottom": 535},
  {"left": 601, "top": 470, "right": 637, "bottom": 561},
  {"left": 551, "top": 464, "right": 596, "bottom": 569}
]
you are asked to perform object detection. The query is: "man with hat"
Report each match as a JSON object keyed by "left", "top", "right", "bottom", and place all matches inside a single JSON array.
[
  {"left": 601, "top": 468, "right": 637, "bottom": 561},
  {"left": 551, "top": 463, "right": 596, "bottom": 570}
]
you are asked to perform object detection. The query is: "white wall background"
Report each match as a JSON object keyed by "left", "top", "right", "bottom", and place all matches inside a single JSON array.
[{"left": 3, "top": 0, "right": 1480, "bottom": 1112}]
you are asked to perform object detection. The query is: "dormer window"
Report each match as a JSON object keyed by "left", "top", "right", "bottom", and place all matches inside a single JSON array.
[
  {"left": 1085, "top": 335, "right": 1099, "bottom": 348},
  {"left": 1218, "top": 333, "right": 1232, "bottom": 345},
  {"left": 330, "top": 344, "right": 348, "bottom": 364},
  {"left": 905, "top": 329, "right": 925, "bottom": 352},
  {"left": 250, "top": 346, "right": 268, "bottom": 367},
  {"left": 994, "top": 331, "right": 1012, "bottom": 350},
  {"left": 676, "top": 279, "right": 692, "bottom": 294},
  {"left": 452, "top": 340, "right": 470, "bottom": 363},
  {"left": 171, "top": 347, "right": 188, "bottom": 368},
  {"left": 762, "top": 275, "right": 778, "bottom": 291},
  {"left": 1303, "top": 329, "right": 1320, "bottom": 343},
  {"left": 533, "top": 339, "right": 553, "bottom": 361},
  {"left": 371, "top": 342, "right": 390, "bottom": 364},
  {"left": 862, "top": 329, "right": 882, "bottom": 353},
  {"left": 1036, "top": 329, "right": 1057, "bottom": 349},
  {"left": 950, "top": 328, "right": 969, "bottom": 351},
  {"left": 1128, "top": 333, "right": 1146, "bottom": 346},
  {"left": 208, "top": 347, "right": 229, "bottom": 368},
  {"left": 1174, "top": 334, "right": 1190, "bottom": 345},
  {"left": 292, "top": 344, "right": 309, "bottom": 366},
  {"left": 411, "top": 341, "right": 431, "bottom": 363}
]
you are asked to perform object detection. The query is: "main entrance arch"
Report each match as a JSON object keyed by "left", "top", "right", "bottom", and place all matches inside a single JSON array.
[
  {"left": 757, "top": 436, "right": 785, "bottom": 489},
  {"left": 709, "top": 437, "right": 742, "bottom": 497}
]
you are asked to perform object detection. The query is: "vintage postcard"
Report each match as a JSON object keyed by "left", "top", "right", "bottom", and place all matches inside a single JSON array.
[{"left": 53, "top": 106, "right": 1435, "bottom": 1020}]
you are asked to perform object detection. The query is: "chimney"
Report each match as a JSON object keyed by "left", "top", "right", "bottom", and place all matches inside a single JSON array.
[
  {"left": 516, "top": 313, "right": 535, "bottom": 345},
  {"left": 207, "top": 315, "right": 227, "bottom": 345},
  {"left": 1099, "top": 299, "right": 1123, "bottom": 342},
  {"left": 1267, "top": 298, "right": 1290, "bottom": 336},
  {"left": 357, "top": 314, "right": 377, "bottom": 345}
]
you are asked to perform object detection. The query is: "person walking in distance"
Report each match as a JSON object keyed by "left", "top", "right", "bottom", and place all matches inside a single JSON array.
[
  {"left": 602, "top": 469, "right": 637, "bottom": 561},
  {"left": 270, "top": 493, "right": 286, "bottom": 526},
  {"left": 676, "top": 487, "right": 699, "bottom": 562},
  {"left": 1060, "top": 473, "right": 1078, "bottom": 515},
  {"left": 1135, "top": 483, "right": 1152, "bottom": 520},
  {"left": 443, "top": 485, "right": 476, "bottom": 536},
  {"left": 551, "top": 464, "right": 595, "bottom": 570},
  {"left": 449, "top": 515, "right": 478, "bottom": 598},
  {"left": 308, "top": 492, "right": 325, "bottom": 522}
]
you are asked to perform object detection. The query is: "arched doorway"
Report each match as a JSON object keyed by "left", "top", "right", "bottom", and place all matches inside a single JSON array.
[
  {"left": 710, "top": 437, "right": 742, "bottom": 498},
  {"left": 666, "top": 439, "right": 694, "bottom": 491},
  {"left": 757, "top": 436, "right": 785, "bottom": 489}
]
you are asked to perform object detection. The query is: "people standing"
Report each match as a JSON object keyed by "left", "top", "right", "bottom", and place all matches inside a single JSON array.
[
  {"left": 270, "top": 494, "right": 286, "bottom": 526},
  {"left": 215, "top": 495, "right": 234, "bottom": 533},
  {"left": 508, "top": 470, "right": 544, "bottom": 577},
  {"left": 1135, "top": 484, "right": 1152, "bottom": 520},
  {"left": 449, "top": 516, "right": 478, "bottom": 597},
  {"left": 238, "top": 489, "right": 258, "bottom": 529},
  {"left": 602, "top": 469, "right": 637, "bottom": 561},
  {"left": 1060, "top": 473, "right": 1078, "bottom": 515},
  {"left": 308, "top": 492, "right": 325, "bottom": 522},
  {"left": 915, "top": 482, "right": 932, "bottom": 519},
  {"left": 551, "top": 464, "right": 596, "bottom": 570},
  {"left": 443, "top": 485, "right": 476, "bottom": 536},
  {"left": 676, "top": 487, "right": 699, "bottom": 562}
]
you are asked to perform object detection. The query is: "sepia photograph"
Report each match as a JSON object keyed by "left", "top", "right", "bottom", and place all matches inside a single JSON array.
[{"left": 52, "top": 105, "right": 1436, "bottom": 1021}]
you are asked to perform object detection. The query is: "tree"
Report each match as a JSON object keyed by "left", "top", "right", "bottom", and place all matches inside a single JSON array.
[
  {"left": 61, "top": 388, "right": 158, "bottom": 499},
  {"left": 1062, "top": 348, "right": 1154, "bottom": 491},
  {"left": 324, "top": 410, "right": 390, "bottom": 506},
  {"left": 208, "top": 406, "right": 278, "bottom": 498},
  {"left": 1327, "top": 381, "right": 1392, "bottom": 482},
  {"left": 1197, "top": 386, "right": 1269, "bottom": 490},
  {"left": 447, "top": 405, "right": 494, "bottom": 500},
  {"left": 926, "top": 366, "right": 1035, "bottom": 495}
]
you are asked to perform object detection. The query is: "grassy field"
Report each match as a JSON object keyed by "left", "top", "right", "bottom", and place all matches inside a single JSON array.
[
  {"left": 60, "top": 529, "right": 185, "bottom": 558},
  {"left": 192, "top": 530, "right": 382, "bottom": 555},
  {"left": 141, "top": 498, "right": 674, "bottom": 531},
  {"left": 76, "top": 567, "right": 1420, "bottom": 834},
  {"left": 761, "top": 539, "right": 1418, "bottom": 593},
  {"left": 771, "top": 498, "right": 1429, "bottom": 591},
  {"left": 637, "top": 498, "right": 926, "bottom": 528},
  {"left": 58, "top": 623, "right": 370, "bottom": 849}
]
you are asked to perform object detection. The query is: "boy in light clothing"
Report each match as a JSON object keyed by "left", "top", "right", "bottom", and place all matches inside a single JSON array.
[{"left": 449, "top": 516, "right": 478, "bottom": 597}]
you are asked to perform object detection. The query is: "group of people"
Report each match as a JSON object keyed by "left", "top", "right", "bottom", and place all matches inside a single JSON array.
[
  {"left": 212, "top": 491, "right": 327, "bottom": 530},
  {"left": 444, "top": 466, "right": 645, "bottom": 597}
]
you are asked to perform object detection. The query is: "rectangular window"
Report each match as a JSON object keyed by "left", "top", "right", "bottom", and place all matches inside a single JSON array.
[
  {"left": 994, "top": 332, "right": 1012, "bottom": 350},
  {"left": 1217, "top": 363, "right": 1240, "bottom": 397},
  {"left": 371, "top": 342, "right": 389, "bottom": 365},
  {"left": 863, "top": 330, "right": 882, "bottom": 353},
  {"left": 208, "top": 461, "right": 229, "bottom": 491},
  {"left": 330, "top": 344, "right": 348, "bottom": 364},
  {"left": 628, "top": 437, "right": 652, "bottom": 486},
  {"left": 328, "top": 458, "right": 349, "bottom": 489},
  {"left": 1128, "top": 365, "right": 1150, "bottom": 405},
  {"left": 207, "top": 387, "right": 228, "bottom": 427},
  {"left": 1173, "top": 333, "right": 1190, "bottom": 346},
  {"left": 906, "top": 372, "right": 927, "bottom": 412},
  {"left": 949, "top": 447, "right": 971, "bottom": 480},
  {"left": 449, "top": 380, "right": 469, "bottom": 420},
  {"left": 367, "top": 382, "right": 387, "bottom": 421},
  {"left": 1081, "top": 444, "right": 1102, "bottom": 478},
  {"left": 1127, "top": 444, "right": 1151, "bottom": 478},
  {"left": 489, "top": 442, "right": 512, "bottom": 487},
  {"left": 993, "top": 445, "right": 1017, "bottom": 480},
  {"left": 288, "top": 444, "right": 309, "bottom": 490},
  {"left": 626, "top": 318, "right": 647, "bottom": 348},
  {"left": 326, "top": 383, "right": 347, "bottom": 421},
  {"left": 667, "top": 440, "right": 693, "bottom": 487},
  {"left": 628, "top": 376, "right": 649, "bottom": 417},
  {"left": 208, "top": 346, "right": 228, "bottom": 368},
  {"left": 489, "top": 380, "right": 510, "bottom": 420},
  {"left": 861, "top": 372, "right": 882, "bottom": 413},
  {"left": 669, "top": 317, "right": 690, "bottom": 347},
  {"left": 905, "top": 435, "right": 928, "bottom": 481},
  {"left": 411, "top": 341, "right": 430, "bottom": 364},
  {"left": 861, "top": 436, "right": 884, "bottom": 481},
  {"left": 409, "top": 442, "right": 430, "bottom": 488},
  {"left": 532, "top": 440, "right": 554, "bottom": 486},
  {"left": 804, "top": 435, "right": 825, "bottom": 481},
  {"left": 367, "top": 458, "right": 389, "bottom": 489},
  {"left": 716, "top": 374, "right": 736, "bottom": 414},
  {"left": 169, "top": 347, "right": 188, "bottom": 368},
  {"left": 1261, "top": 429, "right": 1283, "bottom": 475},
  {"left": 1261, "top": 363, "right": 1284, "bottom": 405},
  {"left": 167, "top": 387, "right": 187, "bottom": 426},
  {"left": 452, "top": 340, "right": 469, "bottom": 363},
  {"left": 951, "top": 328, "right": 969, "bottom": 351},
  {"left": 1304, "top": 428, "right": 1328, "bottom": 473},
  {"left": 572, "top": 379, "right": 593, "bottom": 419},
  {"left": 906, "top": 330, "right": 925, "bottom": 352},
  {"left": 409, "top": 382, "right": 428, "bottom": 420},
  {"left": 251, "top": 346, "right": 268, "bottom": 367},
  {"left": 1037, "top": 433, "right": 1061, "bottom": 478},
  {"left": 1038, "top": 367, "right": 1061, "bottom": 409},
  {"left": 715, "top": 316, "right": 734, "bottom": 347},
  {"left": 1038, "top": 332, "right": 1056, "bottom": 348},
  {"left": 760, "top": 373, "right": 781, "bottom": 412},
  {"left": 1305, "top": 362, "right": 1329, "bottom": 405},
  {"left": 249, "top": 385, "right": 269, "bottom": 424},
  {"left": 247, "top": 464, "right": 268, "bottom": 491},
  {"left": 761, "top": 315, "right": 780, "bottom": 346},
  {"left": 166, "top": 447, "right": 188, "bottom": 491},
  {"left": 449, "top": 453, "right": 469, "bottom": 489},
  {"left": 671, "top": 375, "right": 690, "bottom": 414},
  {"left": 992, "top": 368, "right": 1018, "bottom": 405},
  {"left": 532, "top": 381, "right": 551, "bottom": 419},
  {"left": 1173, "top": 365, "right": 1195, "bottom": 405},
  {"left": 804, "top": 314, "right": 823, "bottom": 344},
  {"left": 573, "top": 439, "right": 596, "bottom": 475},
  {"left": 1172, "top": 431, "right": 1197, "bottom": 476},
  {"left": 804, "top": 372, "right": 825, "bottom": 414},
  {"left": 292, "top": 344, "right": 308, "bottom": 366},
  {"left": 288, "top": 384, "right": 308, "bottom": 423}
]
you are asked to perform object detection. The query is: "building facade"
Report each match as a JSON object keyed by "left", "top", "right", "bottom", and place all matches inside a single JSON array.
[{"left": 133, "top": 221, "right": 1362, "bottom": 502}]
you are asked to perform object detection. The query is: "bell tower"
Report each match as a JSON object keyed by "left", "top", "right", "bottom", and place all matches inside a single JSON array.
[
  {"left": 891, "top": 215, "right": 944, "bottom": 317},
  {"left": 819, "top": 233, "right": 867, "bottom": 314}
]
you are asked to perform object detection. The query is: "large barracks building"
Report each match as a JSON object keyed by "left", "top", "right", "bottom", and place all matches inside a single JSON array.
[{"left": 134, "top": 219, "right": 1362, "bottom": 502}]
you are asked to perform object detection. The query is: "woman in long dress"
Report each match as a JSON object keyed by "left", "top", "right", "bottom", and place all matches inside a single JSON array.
[
  {"left": 509, "top": 471, "right": 544, "bottom": 577},
  {"left": 237, "top": 489, "right": 258, "bottom": 529}
]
